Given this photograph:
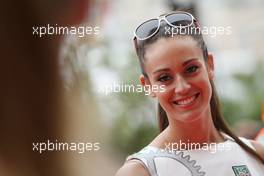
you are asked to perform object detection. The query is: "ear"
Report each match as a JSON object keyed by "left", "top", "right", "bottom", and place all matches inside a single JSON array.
[
  {"left": 139, "top": 74, "right": 156, "bottom": 98},
  {"left": 207, "top": 53, "right": 215, "bottom": 80}
]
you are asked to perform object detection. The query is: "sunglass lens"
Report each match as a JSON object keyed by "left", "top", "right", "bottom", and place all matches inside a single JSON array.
[
  {"left": 166, "top": 13, "right": 193, "bottom": 27},
  {"left": 135, "top": 19, "right": 159, "bottom": 39}
]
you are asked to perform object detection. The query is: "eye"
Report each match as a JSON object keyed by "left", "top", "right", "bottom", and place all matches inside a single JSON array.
[
  {"left": 185, "top": 65, "right": 199, "bottom": 74},
  {"left": 157, "top": 74, "right": 172, "bottom": 82}
]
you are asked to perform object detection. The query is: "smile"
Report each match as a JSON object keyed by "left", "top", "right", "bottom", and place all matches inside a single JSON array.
[{"left": 173, "top": 93, "right": 200, "bottom": 106}]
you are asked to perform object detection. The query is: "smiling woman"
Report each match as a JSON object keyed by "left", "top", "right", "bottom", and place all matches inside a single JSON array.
[{"left": 115, "top": 11, "right": 264, "bottom": 176}]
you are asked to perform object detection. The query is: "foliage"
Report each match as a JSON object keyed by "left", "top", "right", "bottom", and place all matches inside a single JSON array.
[{"left": 221, "top": 59, "right": 264, "bottom": 126}]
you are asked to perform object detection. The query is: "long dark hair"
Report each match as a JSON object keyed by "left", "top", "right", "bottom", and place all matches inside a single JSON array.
[{"left": 134, "top": 13, "right": 264, "bottom": 164}]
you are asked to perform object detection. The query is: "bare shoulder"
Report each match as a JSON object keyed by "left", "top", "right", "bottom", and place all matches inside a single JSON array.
[
  {"left": 249, "top": 140, "right": 264, "bottom": 160},
  {"left": 115, "top": 160, "right": 150, "bottom": 176},
  {"left": 115, "top": 131, "right": 165, "bottom": 176}
]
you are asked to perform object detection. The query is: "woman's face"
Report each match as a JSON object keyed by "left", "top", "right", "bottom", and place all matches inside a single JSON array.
[{"left": 142, "top": 36, "right": 214, "bottom": 123}]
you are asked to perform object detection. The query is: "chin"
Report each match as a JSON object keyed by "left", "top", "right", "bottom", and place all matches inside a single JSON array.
[
  {"left": 174, "top": 112, "right": 202, "bottom": 123},
  {"left": 168, "top": 104, "right": 210, "bottom": 123}
]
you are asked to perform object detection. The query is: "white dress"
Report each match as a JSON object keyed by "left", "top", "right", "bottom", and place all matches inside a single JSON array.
[{"left": 126, "top": 135, "right": 264, "bottom": 176}]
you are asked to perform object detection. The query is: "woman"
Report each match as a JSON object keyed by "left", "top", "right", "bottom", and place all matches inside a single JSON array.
[{"left": 116, "top": 11, "right": 264, "bottom": 176}]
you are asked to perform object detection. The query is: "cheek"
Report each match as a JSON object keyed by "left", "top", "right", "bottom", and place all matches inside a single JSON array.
[
  {"left": 196, "top": 76, "right": 212, "bottom": 98},
  {"left": 155, "top": 86, "right": 174, "bottom": 105},
  {"left": 188, "top": 71, "right": 212, "bottom": 97}
]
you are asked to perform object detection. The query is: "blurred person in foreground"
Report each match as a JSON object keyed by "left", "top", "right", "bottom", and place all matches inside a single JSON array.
[{"left": 0, "top": 0, "right": 90, "bottom": 176}]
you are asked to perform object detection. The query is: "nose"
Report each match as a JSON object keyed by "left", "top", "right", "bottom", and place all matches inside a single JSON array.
[{"left": 174, "top": 75, "right": 191, "bottom": 94}]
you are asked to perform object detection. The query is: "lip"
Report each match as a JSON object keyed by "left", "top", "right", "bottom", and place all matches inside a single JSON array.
[{"left": 172, "top": 92, "right": 200, "bottom": 108}]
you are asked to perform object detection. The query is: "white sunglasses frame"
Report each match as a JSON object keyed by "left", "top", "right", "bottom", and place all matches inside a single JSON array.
[{"left": 134, "top": 11, "right": 196, "bottom": 41}]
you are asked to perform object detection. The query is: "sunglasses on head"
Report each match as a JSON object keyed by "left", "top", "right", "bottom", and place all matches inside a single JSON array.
[{"left": 134, "top": 11, "right": 198, "bottom": 41}]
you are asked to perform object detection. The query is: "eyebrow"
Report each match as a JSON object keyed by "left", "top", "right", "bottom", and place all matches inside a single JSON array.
[
  {"left": 152, "top": 58, "right": 199, "bottom": 74},
  {"left": 182, "top": 58, "right": 199, "bottom": 67}
]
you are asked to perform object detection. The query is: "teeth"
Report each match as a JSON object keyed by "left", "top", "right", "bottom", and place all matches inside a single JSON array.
[{"left": 175, "top": 94, "right": 197, "bottom": 105}]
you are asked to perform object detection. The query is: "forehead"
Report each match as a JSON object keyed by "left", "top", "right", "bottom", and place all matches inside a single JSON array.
[{"left": 144, "top": 36, "right": 204, "bottom": 71}]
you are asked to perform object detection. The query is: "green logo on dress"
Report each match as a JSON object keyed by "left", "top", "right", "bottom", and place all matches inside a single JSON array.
[{"left": 232, "top": 165, "right": 252, "bottom": 176}]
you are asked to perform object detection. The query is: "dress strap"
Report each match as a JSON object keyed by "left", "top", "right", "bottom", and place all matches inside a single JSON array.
[
  {"left": 239, "top": 137, "right": 256, "bottom": 151},
  {"left": 126, "top": 146, "right": 158, "bottom": 176},
  {"left": 221, "top": 132, "right": 256, "bottom": 151}
]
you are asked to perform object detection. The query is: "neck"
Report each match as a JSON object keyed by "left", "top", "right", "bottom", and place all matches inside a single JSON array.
[{"left": 165, "top": 107, "right": 224, "bottom": 145}]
